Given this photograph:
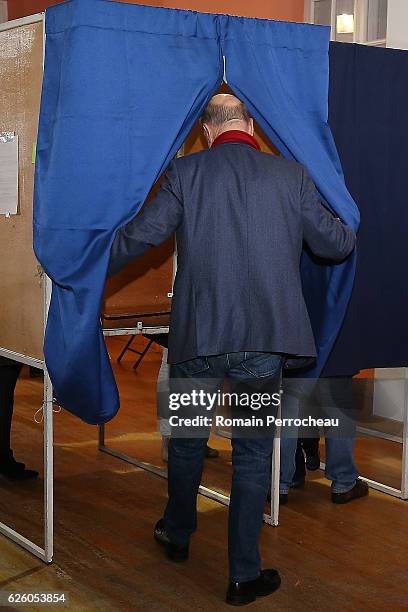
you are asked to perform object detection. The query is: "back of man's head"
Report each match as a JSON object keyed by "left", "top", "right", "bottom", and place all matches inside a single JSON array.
[{"left": 201, "top": 94, "right": 254, "bottom": 146}]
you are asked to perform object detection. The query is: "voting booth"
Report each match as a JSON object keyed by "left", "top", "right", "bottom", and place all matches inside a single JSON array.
[
  {"left": 1, "top": 0, "right": 407, "bottom": 565},
  {"left": 30, "top": 0, "right": 361, "bottom": 553}
]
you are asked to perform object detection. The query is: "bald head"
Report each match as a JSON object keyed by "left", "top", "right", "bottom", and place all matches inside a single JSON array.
[{"left": 201, "top": 94, "right": 254, "bottom": 147}]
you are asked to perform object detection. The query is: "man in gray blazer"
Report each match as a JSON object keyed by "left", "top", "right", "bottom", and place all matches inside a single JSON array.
[{"left": 108, "top": 94, "right": 356, "bottom": 606}]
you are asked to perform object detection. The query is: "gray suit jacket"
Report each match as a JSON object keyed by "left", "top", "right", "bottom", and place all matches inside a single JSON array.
[{"left": 109, "top": 143, "right": 356, "bottom": 363}]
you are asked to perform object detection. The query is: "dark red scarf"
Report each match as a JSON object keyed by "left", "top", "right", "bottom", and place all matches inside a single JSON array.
[{"left": 211, "top": 129, "right": 261, "bottom": 151}]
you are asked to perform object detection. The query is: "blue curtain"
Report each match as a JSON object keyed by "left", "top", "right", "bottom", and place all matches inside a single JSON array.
[
  {"left": 323, "top": 43, "right": 408, "bottom": 375},
  {"left": 34, "top": 0, "right": 222, "bottom": 423},
  {"left": 221, "top": 16, "right": 360, "bottom": 379},
  {"left": 34, "top": 0, "right": 358, "bottom": 424}
]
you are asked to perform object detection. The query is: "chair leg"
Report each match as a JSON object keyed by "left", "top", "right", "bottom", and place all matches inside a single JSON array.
[
  {"left": 133, "top": 339, "right": 154, "bottom": 370},
  {"left": 117, "top": 335, "right": 136, "bottom": 363}
]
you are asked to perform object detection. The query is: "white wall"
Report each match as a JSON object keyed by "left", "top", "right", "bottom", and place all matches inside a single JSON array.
[
  {"left": 373, "top": 368, "right": 408, "bottom": 422},
  {"left": 372, "top": 0, "right": 408, "bottom": 422},
  {"left": 0, "top": 1, "right": 8, "bottom": 23},
  {"left": 386, "top": 0, "right": 408, "bottom": 50}
]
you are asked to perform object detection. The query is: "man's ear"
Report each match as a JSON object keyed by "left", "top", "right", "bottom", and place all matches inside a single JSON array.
[
  {"left": 248, "top": 118, "right": 254, "bottom": 136},
  {"left": 203, "top": 124, "right": 212, "bottom": 147}
]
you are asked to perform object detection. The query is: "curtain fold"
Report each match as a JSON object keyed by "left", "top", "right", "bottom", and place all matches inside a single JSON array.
[
  {"left": 34, "top": 0, "right": 358, "bottom": 423},
  {"left": 221, "top": 15, "right": 360, "bottom": 378},
  {"left": 34, "top": 0, "right": 222, "bottom": 423}
]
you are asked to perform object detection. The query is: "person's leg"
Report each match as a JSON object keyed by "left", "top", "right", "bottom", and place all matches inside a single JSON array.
[
  {"left": 279, "top": 378, "right": 311, "bottom": 495},
  {"left": 164, "top": 436, "right": 208, "bottom": 546},
  {"left": 157, "top": 347, "right": 171, "bottom": 461},
  {"left": 279, "top": 436, "right": 299, "bottom": 495},
  {"left": 158, "top": 348, "right": 219, "bottom": 463},
  {"left": 227, "top": 352, "right": 282, "bottom": 582},
  {"left": 324, "top": 436, "right": 359, "bottom": 493},
  {"left": 319, "top": 377, "right": 359, "bottom": 493},
  {"left": 292, "top": 439, "right": 306, "bottom": 487},
  {"left": 162, "top": 355, "right": 224, "bottom": 546},
  {"left": 301, "top": 435, "right": 321, "bottom": 471},
  {"left": 228, "top": 436, "right": 273, "bottom": 582},
  {"left": 0, "top": 362, "right": 23, "bottom": 457},
  {"left": 301, "top": 436, "right": 320, "bottom": 456},
  {"left": 0, "top": 361, "right": 38, "bottom": 480}
]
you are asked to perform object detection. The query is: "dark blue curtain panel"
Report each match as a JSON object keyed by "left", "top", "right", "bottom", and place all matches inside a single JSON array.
[
  {"left": 323, "top": 43, "right": 408, "bottom": 375},
  {"left": 34, "top": 0, "right": 358, "bottom": 424}
]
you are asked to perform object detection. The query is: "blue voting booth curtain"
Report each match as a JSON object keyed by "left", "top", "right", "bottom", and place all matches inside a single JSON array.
[
  {"left": 34, "top": 0, "right": 358, "bottom": 424},
  {"left": 222, "top": 16, "right": 360, "bottom": 379},
  {"left": 34, "top": 0, "right": 221, "bottom": 423},
  {"left": 323, "top": 43, "right": 408, "bottom": 375}
]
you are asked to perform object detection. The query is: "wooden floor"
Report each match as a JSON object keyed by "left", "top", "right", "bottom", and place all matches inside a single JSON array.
[{"left": 1, "top": 337, "right": 407, "bottom": 611}]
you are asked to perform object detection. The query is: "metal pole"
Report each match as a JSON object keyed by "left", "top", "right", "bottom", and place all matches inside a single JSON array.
[
  {"left": 43, "top": 272, "right": 54, "bottom": 563},
  {"left": 99, "top": 424, "right": 105, "bottom": 449},
  {"left": 401, "top": 371, "right": 408, "bottom": 499},
  {"left": 270, "top": 381, "right": 282, "bottom": 526},
  {"left": 270, "top": 435, "right": 280, "bottom": 526},
  {"left": 43, "top": 367, "right": 54, "bottom": 562}
]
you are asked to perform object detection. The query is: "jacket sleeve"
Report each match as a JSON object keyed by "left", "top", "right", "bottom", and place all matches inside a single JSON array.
[
  {"left": 108, "top": 162, "right": 183, "bottom": 277},
  {"left": 300, "top": 167, "right": 356, "bottom": 261}
]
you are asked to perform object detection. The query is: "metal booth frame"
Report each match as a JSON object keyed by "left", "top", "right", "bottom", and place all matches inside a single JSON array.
[
  {"left": 0, "top": 13, "right": 54, "bottom": 564},
  {"left": 100, "top": 323, "right": 282, "bottom": 526}
]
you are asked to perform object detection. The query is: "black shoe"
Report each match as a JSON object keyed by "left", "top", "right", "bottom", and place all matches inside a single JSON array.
[
  {"left": 279, "top": 492, "right": 288, "bottom": 505},
  {"left": 290, "top": 477, "right": 305, "bottom": 489},
  {"left": 0, "top": 451, "right": 38, "bottom": 481},
  {"left": 226, "top": 569, "right": 281, "bottom": 606},
  {"left": 267, "top": 491, "right": 288, "bottom": 505},
  {"left": 154, "top": 519, "right": 189, "bottom": 562},
  {"left": 305, "top": 453, "right": 320, "bottom": 471},
  {"left": 205, "top": 445, "right": 219, "bottom": 459},
  {"left": 332, "top": 479, "right": 369, "bottom": 504}
]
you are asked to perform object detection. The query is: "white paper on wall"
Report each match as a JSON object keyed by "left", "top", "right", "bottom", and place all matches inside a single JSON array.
[{"left": 0, "top": 133, "right": 19, "bottom": 216}]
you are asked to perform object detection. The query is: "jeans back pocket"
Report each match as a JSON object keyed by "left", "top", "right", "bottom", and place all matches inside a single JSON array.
[
  {"left": 241, "top": 352, "right": 282, "bottom": 378},
  {"left": 176, "top": 356, "right": 211, "bottom": 376}
]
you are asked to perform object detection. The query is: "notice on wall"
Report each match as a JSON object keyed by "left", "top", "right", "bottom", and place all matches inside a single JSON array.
[{"left": 0, "top": 133, "right": 19, "bottom": 216}]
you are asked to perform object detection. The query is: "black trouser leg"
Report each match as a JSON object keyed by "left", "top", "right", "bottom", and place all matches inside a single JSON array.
[
  {"left": 301, "top": 437, "right": 320, "bottom": 458},
  {"left": 292, "top": 438, "right": 306, "bottom": 485},
  {"left": 0, "top": 363, "right": 23, "bottom": 456}
]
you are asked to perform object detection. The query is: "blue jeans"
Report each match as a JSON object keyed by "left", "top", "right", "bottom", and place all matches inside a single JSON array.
[
  {"left": 280, "top": 377, "right": 359, "bottom": 494},
  {"left": 163, "top": 351, "right": 283, "bottom": 583}
]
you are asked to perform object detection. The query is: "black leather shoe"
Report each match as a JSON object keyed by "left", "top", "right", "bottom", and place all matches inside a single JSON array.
[
  {"left": 305, "top": 453, "right": 320, "bottom": 471},
  {"left": 267, "top": 492, "right": 288, "bottom": 505},
  {"left": 154, "top": 519, "right": 189, "bottom": 562},
  {"left": 226, "top": 569, "right": 281, "bottom": 606},
  {"left": 290, "top": 477, "right": 305, "bottom": 489},
  {"left": 279, "top": 492, "right": 288, "bottom": 505},
  {"left": 0, "top": 451, "right": 38, "bottom": 481},
  {"left": 332, "top": 479, "right": 369, "bottom": 504}
]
